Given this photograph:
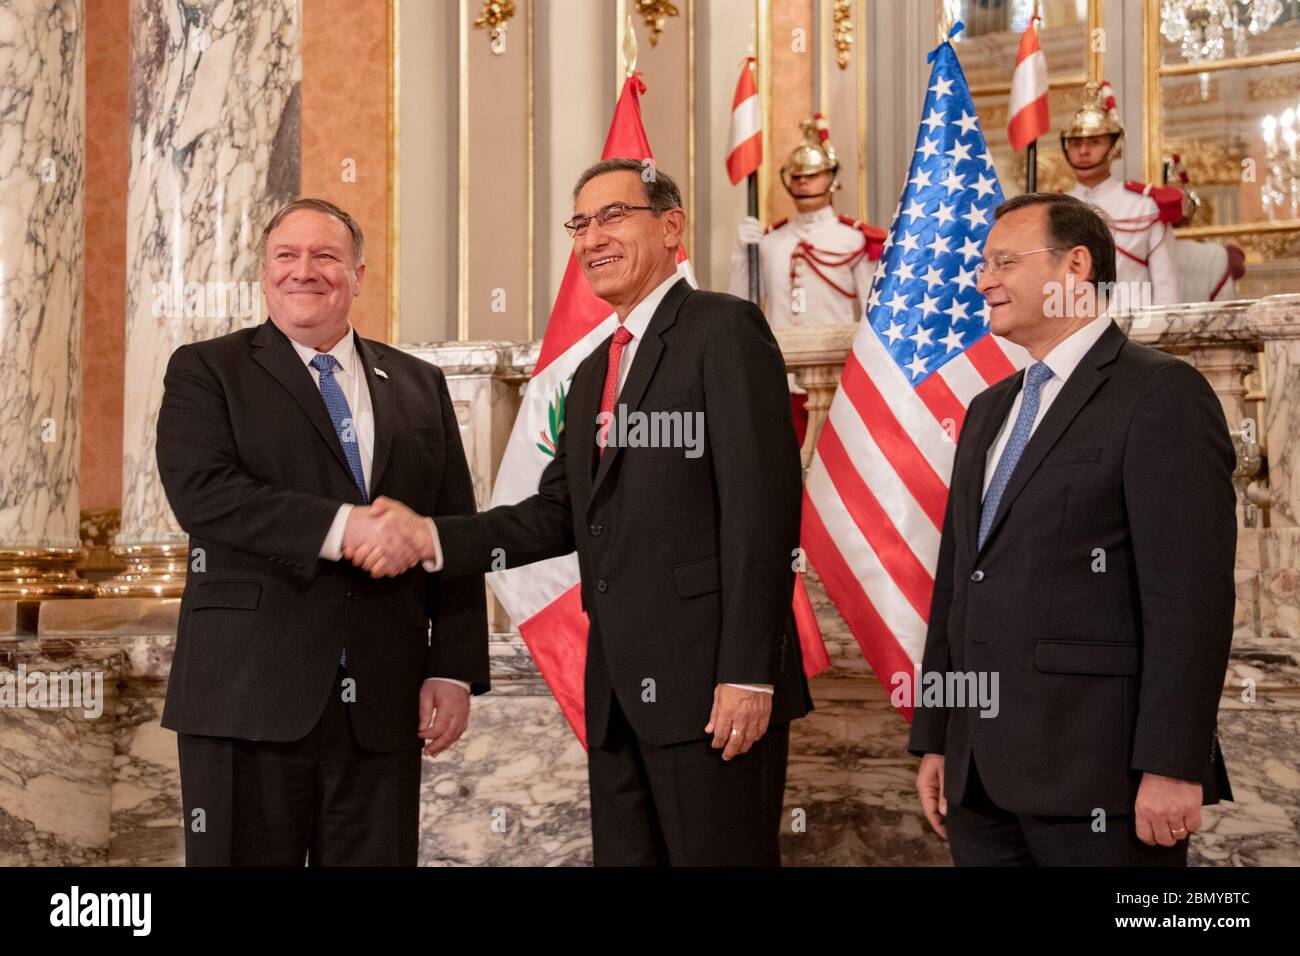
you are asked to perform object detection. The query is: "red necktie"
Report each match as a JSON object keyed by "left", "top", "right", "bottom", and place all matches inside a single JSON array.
[{"left": 597, "top": 325, "right": 634, "bottom": 457}]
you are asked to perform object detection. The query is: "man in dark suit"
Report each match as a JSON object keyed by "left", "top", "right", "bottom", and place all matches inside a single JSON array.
[
  {"left": 353, "top": 159, "right": 810, "bottom": 866},
  {"left": 156, "top": 198, "right": 488, "bottom": 866},
  {"left": 908, "top": 192, "right": 1236, "bottom": 865}
]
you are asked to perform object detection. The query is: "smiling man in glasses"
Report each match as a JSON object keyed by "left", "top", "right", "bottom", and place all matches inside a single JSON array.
[
  {"left": 353, "top": 158, "right": 811, "bottom": 865},
  {"left": 908, "top": 192, "right": 1236, "bottom": 866}
]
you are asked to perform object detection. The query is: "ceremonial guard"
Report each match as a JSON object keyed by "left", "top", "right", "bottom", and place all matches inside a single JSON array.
[
  {"left": 1062, "top": 83, "right": 1181, "bottom": 305},
  {"left": 729, "top": 115, "right": 885, "bottom": 325},
  {"left": 1165, "top": 152, "right": 1245, "bottom": 303}
]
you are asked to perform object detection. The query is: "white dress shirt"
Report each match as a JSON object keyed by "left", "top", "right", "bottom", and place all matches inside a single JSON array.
[
  {"left": 613, "top": 271, "right": 683, "bottom": 392},
  {"left": 982, "top": 313, "right": 1112, "bottom": 498},
  {"left": 291, "top": 327, "right": 470, "bottom": 693},
  {"left": 429, "top": 271, "right": 771, "bottom": 695}
]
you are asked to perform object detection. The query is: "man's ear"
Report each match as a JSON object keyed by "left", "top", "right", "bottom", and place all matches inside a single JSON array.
[
  {"left": 662, "top": 208, "right": 686, "bottom": 249},
  {"left": 352, "top": 262, "right": 366, "bottom": 294},
  {"left": 1067, "top": 245, "right": 1092, "bottom": 283}
]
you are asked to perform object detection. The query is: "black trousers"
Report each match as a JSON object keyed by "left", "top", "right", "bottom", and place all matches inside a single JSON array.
[
  {"left": 176, "top": 667, "right": 422, "bottom": 866},
  {"left": 587, "top": 691, "right": 790, "bottom": 866},
  {"left": 946, "top": 754, "right": 1189, "bottom": 867}
]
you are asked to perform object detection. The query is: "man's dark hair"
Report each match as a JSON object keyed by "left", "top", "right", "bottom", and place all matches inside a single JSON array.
[
  {"left": 260, "top": 197, "right": 365, "bottom": 266},
  {"left": 571, "top": 157, "right": 683, "bottom": 214},
  {"left": 993, "top": 192, "right": 1116, "bottom": 288}
]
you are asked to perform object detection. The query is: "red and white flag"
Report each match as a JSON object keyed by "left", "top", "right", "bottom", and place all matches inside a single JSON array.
[
  {"left": 1007, "top": 11, "right": 1049, "bottom": 151},
  {"left": 487, "top": 75, "right": 693, "bottom": 748},
  {"left": 726, "top": 57, "right": 762, "bottom": 184},
  {"left": 489, "top": 73, "right": 826, "bottom": 748}
]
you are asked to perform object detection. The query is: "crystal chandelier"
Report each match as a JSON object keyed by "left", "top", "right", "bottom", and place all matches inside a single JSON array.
[{"left": 1160, "top": 0, "right": 1284, "bottom": 63}]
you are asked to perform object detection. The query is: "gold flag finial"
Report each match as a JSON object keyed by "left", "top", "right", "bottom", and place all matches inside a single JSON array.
[{"left": 623, "top": 14, "right": 638, "bottom": 76}]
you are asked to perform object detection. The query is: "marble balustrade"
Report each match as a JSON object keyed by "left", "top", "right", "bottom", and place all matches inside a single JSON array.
[{"left": 1, "top": 299, "right": 1297, "bottom": 865}]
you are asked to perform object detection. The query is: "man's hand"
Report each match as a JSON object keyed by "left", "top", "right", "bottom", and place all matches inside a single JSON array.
[
  {"left": 419, "top": 679, "right": 470, "bottom": 757},
  {"left": 342, "top": 496, "right": 434, "bottom": 577},
  {"left": 737, "top": 215, "right": 764, "bottom": 245},
  {"left": 916, "top": 753, "right": 948, "bottom": 839},
  {"left": 704, "top": 684, "right": 772, "bottom": 761},
  {"left": 1134, "top": 772, "right": 1203, "bottom": 847}
]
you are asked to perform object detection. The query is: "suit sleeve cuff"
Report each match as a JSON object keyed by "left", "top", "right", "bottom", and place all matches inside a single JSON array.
[
  {"left": 724, "top": 683, "right": 774, "bottom": 694},
  {"left": 320, "top": 504, "right": 353, "bottom": 561},
  {"left": 421, "top": 517, "right": 444, "bottom": 572},
  {"left": 424, "top": 677, "right": 471, "bottom": 693}
]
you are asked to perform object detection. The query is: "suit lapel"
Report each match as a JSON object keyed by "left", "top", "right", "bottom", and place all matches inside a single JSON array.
[
  {"left": 588, "top": 278, "right": 690, "bottom": 509},
  {"left": 355, "top": 335, "right": 394, "bottom": 495},
  {"left": 251, "top": 321, "right": 355, "bottom": 479},
  {"left": 565, "top": 354, "right": 602, "bottom": 509},
  {"left": 979, "top": 321, "right": 1125, "bottom": 552}
]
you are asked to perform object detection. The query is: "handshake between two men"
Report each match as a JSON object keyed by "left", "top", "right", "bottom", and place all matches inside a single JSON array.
[
  {"left": 341, "top": 495, "right": 777, "bottom": 765},
  {"left": 341, "top": 495, "right": 438, "bottom": 577}
]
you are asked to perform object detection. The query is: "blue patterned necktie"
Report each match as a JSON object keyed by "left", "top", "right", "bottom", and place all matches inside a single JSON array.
[
  {"left": 978, "top": 361, "right": 1054, "bottom": 550},
  {"left": 310, "top": 353, "right": 368, "bottom": 503}
]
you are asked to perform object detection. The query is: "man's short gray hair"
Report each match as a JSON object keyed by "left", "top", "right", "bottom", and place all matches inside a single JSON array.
[
  {"left": 571, "top": 158, "right": 683, "bottom": 214},
  {"left": 259, "top": 197, "right": 365, "bottom": 266}
]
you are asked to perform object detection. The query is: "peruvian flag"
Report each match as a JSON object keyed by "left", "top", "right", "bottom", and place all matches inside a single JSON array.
[
  {"left": 489, "top": 73, "right": 826, "bottom": 748},
  {"left": 1007, "top": 10, "right": 1049, "bottom": 151},
  {"left": 726, "top": 57, "right": 762, "bottom": 184}
]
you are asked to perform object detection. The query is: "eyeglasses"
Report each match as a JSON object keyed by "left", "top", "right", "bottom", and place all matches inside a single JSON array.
[
  {"left": 564, "top": 203, "right": 655, "bottom": 238},
  {"left": 972, "top": 246, "right": 1066, "bottom": 282}
]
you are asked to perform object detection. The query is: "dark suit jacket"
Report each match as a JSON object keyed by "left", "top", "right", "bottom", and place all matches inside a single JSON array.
[
  {"left": 156, "top": 320, "right": 489, "bottom": 752},
  {"left": 437, "top": 278, "right": 812, "bottom": 747},
  {"left": 908, "top": 321, "right": 1236, "bottom": 816}
]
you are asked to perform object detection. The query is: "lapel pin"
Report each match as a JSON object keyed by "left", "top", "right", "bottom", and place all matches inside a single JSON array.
[{"left": 374, "top": 367, "right": 388, "bottom": 379}]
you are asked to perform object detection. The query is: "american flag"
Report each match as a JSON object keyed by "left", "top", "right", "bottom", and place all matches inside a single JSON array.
[{"left": 800, "top": 28, "right": 1026, "bottom": 719}]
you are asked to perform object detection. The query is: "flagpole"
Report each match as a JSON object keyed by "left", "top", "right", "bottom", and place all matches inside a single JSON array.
[
  {"left": 1026, "top": 3, "right": 1039, "bottom": 192},
  {"left": 746, "top": 172, "right": 760, "bottom": 303},
  {"left": 746, "top": 33, "right": 760, "bottom": 305}
]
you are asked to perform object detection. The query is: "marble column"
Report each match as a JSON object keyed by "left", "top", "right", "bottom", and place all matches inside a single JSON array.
[
  {"left": 105, "top": 0, "right": 301, "bottom": 595},
  {"left": 0, "top": 0, "right": 92, "bottom": 596}
]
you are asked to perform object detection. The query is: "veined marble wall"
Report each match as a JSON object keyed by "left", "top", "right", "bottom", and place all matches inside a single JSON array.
[
  {"left": 0, "top": 0, "right": 85, "bottom": 550},
  {"left": 118, "top": 0, "right": 301, "bottom": 547}
]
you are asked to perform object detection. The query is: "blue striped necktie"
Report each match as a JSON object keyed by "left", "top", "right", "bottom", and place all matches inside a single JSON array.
[
  {"left": 310, "top": 353, "right": 368, "bottom": 503},
  {"left": 311, "top": 352, "right": 365, "bottom": 669},
  {"left": 978, "top": 361, "right": 1053, "bottom": 550}
]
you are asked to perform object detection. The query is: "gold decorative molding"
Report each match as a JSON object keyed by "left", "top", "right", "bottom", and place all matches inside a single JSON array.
[
  {"left": 1164, "top": 77, "right": 1220, "bottom": 108},
  {"left": 99, "top": 544, "right": 187, "bottom": 598},
  {"left": 832, "top": 0, "right": 853, "bottom": 69},
  {"left": 0, "top": 549, "right": 94, "bottom": 599},
  {"left": 389, "top": 0, "right": 400, "bottom": 343},
  {"left": 757, "top": 0, "right": 771, "bottom": 226},
  {"left": 1163, "top": 136, "right": 1250, "bottom": 186},
  {"left": 472, "top": 0, "right": 515, "bottom": 54},
  {"left": 687, "top": 0, "right": 695, "bottom": 258},
  {"left": 1009, "top": 148, "right": 1076, "bottom": 195},
  {"left": 1086, "top": 0, "right": 1102, "bottom": 85},
  {"left": 1158, "top": 46, "right": 1300, "bottom": 79},
  {"left": 635, "top": 0, "right": 679, "bottom": 47},
  {"left": 857, "top": 0, "right": 867, "bottom": 223},
  {"left": 1143, "top": 0, "right": 1162, "bottom": 185},
  {"left": 458, "top": 0, "right": 469, "bottom": 340},
  {"left": 820, "top": 0, "right": 868, "bottom": 221},
  {"left": 1249, "top": 73, "right": 1300, "bottom": 102},
  {"left": 526, "top": 0, "right": 534, "bottom": 339},
  {"left": 1236, "top": 231, "right": 1300, "bottom": 260}
]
